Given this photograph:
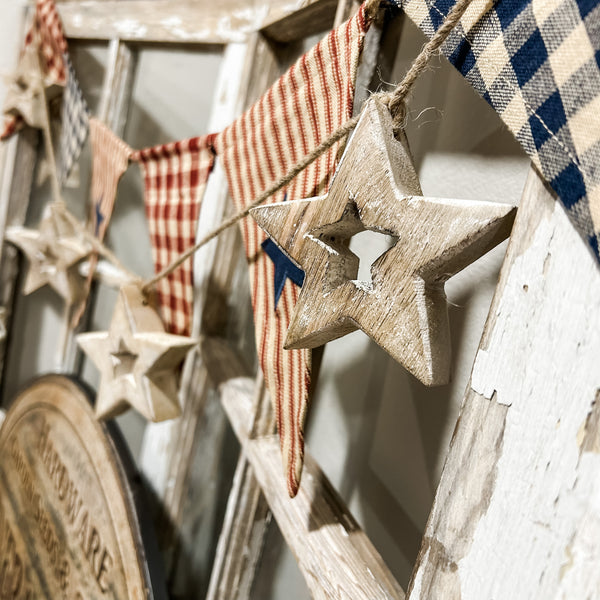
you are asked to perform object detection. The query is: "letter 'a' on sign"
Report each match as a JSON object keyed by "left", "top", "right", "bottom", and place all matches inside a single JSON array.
[{"left": 0, "top": 374, "right": 167, "bottom": 599}]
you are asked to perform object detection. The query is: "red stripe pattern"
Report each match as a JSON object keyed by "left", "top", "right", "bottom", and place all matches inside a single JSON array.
[
  {"left": 213, "top": 6, "right": 371, "bottom": 496},
  {"left": 131, "top": 136, "right": 216, "bottom": 336},
  {"left": 89, "top": 117, "right": 133, "bottom": 242},
  {"left": 72, "top": 118, "right": 132, "bottom": 325},
  {"left": 1, "top": 0, "right": 68, "bottom": 140}
]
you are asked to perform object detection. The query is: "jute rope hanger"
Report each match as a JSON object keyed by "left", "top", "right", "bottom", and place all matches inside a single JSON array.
[
  {"left": 140, "top": 0, "right": 473, "bottom": 294},
  {"left": 37, "top": 0, "right": 474, "bottom": 297}
]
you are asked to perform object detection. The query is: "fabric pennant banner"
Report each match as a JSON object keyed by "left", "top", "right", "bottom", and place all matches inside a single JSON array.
[
  {"left": 131, "top": 135, "right": 216, "bottom": 337},
  {"left": 71, "top": 117, "right": 132, "bottom": 324},
  {"left": 214, "top": 4, "right": 372, "bottom": 496},
  {"left": 394, "top": 0, "right": 600, "bottom": 261},
  {"left": 88, "top": 117, "right": 133, "bottom": 242},
  {"left": 1, "top": 0, "right": 68, "bottom": 140},
  {"left": 59, "top": 53, "right": 90, "bottom": 185}
]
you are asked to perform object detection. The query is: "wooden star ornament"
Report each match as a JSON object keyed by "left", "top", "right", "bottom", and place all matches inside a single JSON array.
[
  {"left": 251, "top": 98, "right": 517, "bottom": 386},
  {"left": 2, "top": 42, "right": 47, "bottom": 131},
  {"left": 77, "top": 284, "right": 197, "bottom": 422},
  {"left": 5, "top": 203, "right": 91, "bottom": 304}
]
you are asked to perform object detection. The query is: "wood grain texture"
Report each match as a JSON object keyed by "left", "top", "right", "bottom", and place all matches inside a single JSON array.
[
  {"left": 62, "top": 38, "right": 137, "bottom": 374},
  {"left": 77, "top": 284, "right": 196, "bottom": 422},
  {"left": 4, "top": 203, "right": 91, "bottom": 304},
  {"left": 137, "top": 39, "right": 269, "bottom": 596},
  {"left": 57, "top": 0, "right": 335, "bottom": 44},
  {"left": 209, "top": 339, "right": 404, "bottom": 600},
  {"left": 252, "top": 97, "right": 516, "bottom": 385},
  {"left": 0, "top": 375, "right": 161, "bottom": 599},
  {"left": 407, "top": 166, "right": 600, "bottom": 599},
  {"left": 0, "top": 128, "right": 39, "bottom": 396},
  {"left": 205, "top": 370, "right": 273, "bottom": 600}
]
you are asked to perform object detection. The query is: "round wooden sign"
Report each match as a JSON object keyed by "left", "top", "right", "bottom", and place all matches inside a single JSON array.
[{"left": 0, "top": 375, "right": 165, "bottom": 599}]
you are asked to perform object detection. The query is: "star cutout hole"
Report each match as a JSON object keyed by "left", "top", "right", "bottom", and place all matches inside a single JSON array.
[
  {"left": 110, "top": 340, "right": 138, "bottom": 378},
  {"left": 348, "top": 229, "right": 399, "bottom": 287},
  {"left": 310, "top": 201, "right": 398, "bottom": 291}
]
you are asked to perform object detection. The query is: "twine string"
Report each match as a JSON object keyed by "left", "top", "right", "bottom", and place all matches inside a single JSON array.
[
  {"left": 22, "top": 0, "right": 472, "bottom": 294},
  {"left": 54, "top": 201, "right": 143, "bottom": 284},
  {"left": 140, "top": 0, "right": 473, "bottom": 294}
]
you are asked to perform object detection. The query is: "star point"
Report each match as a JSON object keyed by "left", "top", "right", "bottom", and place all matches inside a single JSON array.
[{"left": 252, "top": 97, "right": 516, "bottom": 386}]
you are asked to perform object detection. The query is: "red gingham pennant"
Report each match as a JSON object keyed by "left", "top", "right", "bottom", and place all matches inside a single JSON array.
[
  {"left": 1, "top": 0, "right": 68, "bottom": 140},
  {"left": 131, "top": 136, "right": 216, "bottom": 336},
  {"left": 213, "top": 5, "right": 372, "bottom": 496}
]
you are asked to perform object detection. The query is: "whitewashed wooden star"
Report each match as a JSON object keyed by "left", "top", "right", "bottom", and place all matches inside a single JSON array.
[
  {"left": 251, "top": 98, "right": 516, "bottom": 386},
  {"left": 77, "top": 284, "right": 197, "bottom": 422},
  {"left": 5, "top": 204, "right": 91, "bottom": 304},
  {"left": 2, "top": 42, "right": 46, "bottom": 130}
]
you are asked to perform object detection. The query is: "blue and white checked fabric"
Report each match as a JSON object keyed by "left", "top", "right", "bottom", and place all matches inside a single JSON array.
[
  {"left": 394, "top": 0, "right": 600, "bottom": 260},
  {"left": 59, "top": 53, "right": 90, "bottom": 185}
]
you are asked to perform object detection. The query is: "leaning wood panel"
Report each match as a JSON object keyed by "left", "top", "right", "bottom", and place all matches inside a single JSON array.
[
  {"left": 0, "top": 128, "right": 39, "bottom": 395},
  {"left": 62, "top": 39, "right": 137, "bottom": 373},
  {"left": 216, "top": 360, "right": 405, "bottom": 600},
  {"left": 57, "top": 0, "right": 335, "bottom": 44},
  {"left": 408, "top": 166, "right": 600, "bottom": 599}
]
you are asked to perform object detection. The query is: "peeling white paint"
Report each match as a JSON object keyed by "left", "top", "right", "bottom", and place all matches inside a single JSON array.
[
  {"left": 115, "top": 18, "right": 148, "bottom": 38},
  {"left": 457, "top": 201, "right": 600, "bottom": 597}
]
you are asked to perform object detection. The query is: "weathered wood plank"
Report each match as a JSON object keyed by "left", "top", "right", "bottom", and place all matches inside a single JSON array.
[
  {"left": 205, "top": 362, "right": 274, "bottom": 600},
  {"left": 62, "top": 39, "right": 137, "bottom": 373},
  {"left": 213, "top": 354, "right": 405, "bottom": 600},
  {"left": 199, "top": 33, "right": 286, "bottom": 599},
  {"left": 57, "top": 0, "right": 336, "bottom": 44},
  {"left": 0, "top": 127, "right": 40, "bottom": 397},
  {"left": 137, "top": 40, "right": 264, "bottom": 596},
  {"left": 407, "top": 166, "right": 600, "bottom": 598}
]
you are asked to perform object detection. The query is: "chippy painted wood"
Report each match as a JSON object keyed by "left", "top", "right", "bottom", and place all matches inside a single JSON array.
[
  {"left": 136, "top": 41, "right": 264, "bottom": 594},
  {"left": 57, "top": 0, "right": 337, "bottom": 44},
  {"left": 211, "top": 347, "right": 405, "bottom": 600},
  {"left": 252, "top": 97, "right": 516, "bottom": 386},
  {"left": 205, "top": 359, "right": 275, "bottom": 600},
  {"left": 77, "top": 284, "right": 196, "bottom": 422},
  {"left": 0, "top": 129, "right": 39, "bottom": 396},
  {"left": 0, "top": 375, "right": 166, "bottom": 598},
  {"left": 62, "top": 38, "right": 137, "bottom": 374},
  {"left": 5, "top": 203, "right": 91, "bottom": 304},
  {"left": 165, "top": 33, "right": 287, "bottom": 595},
  {"left": 407, "top": 166, "right": 600, "bottom": 599}
]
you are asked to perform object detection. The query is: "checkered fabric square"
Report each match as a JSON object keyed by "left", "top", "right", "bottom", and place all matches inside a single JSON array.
[
  {"left": 59, "top": 54, "right": 90, "bottom": 185},
  {"left": 213, "top": 4, "right": 372, "bottom": 496},
  {"left": 131, "top": 136, "right": 216, "bottom": 337},
  {"left": 395, "top": 0, "right": 600, "bottom": 261},
  {"left": 1, "top": 0, "right": 68, "bottom": 140}
]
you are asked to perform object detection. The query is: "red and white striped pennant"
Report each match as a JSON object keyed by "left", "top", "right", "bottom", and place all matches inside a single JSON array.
[
  {"left": 71, "top": 117, "right": 133, "bottom": 325},
  {"left": 131, "top": 135, "right": 216, "bottom": 336},
  {"left": 214, "top": 5, "right": 372, "bottom": 496},
  {"left": 1, "top": 0, "right": 68, "bottom": 140}
]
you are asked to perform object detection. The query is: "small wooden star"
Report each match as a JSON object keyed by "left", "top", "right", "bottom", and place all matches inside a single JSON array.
[
  {"left": 5, "top": 204, "right": 91, "bottom": 304},
  {"left": 77, "top": 284, "right": 197, "bottom": 422},
  {"left": 2, "top": 42, "right": 46, "bottom": 131},
  {"left": 252, "top": 98, "right": 516, "bottom": 386}
]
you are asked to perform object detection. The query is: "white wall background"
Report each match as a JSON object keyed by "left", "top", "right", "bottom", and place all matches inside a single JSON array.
[{"left": 0, "top": 6, "right": 530, "bottom": 597}]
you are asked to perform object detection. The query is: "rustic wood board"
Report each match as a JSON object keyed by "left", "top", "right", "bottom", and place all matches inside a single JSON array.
[
  {"left": 57, "top": 0, "right": 336, "bottom": 44},
  {"left": 407, "top": 166, "right": 600, "bottom": 598},
  {"left": 211, "top": 340, "right": 405, "bottom": 600},
  {"left": 0, "top": 374, "right": 167, "bottom": 599}
]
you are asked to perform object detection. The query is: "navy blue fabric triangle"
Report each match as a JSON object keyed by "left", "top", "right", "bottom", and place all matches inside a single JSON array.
[{"left": 261, "top": 237, "right": 305, "bottom": 308}]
